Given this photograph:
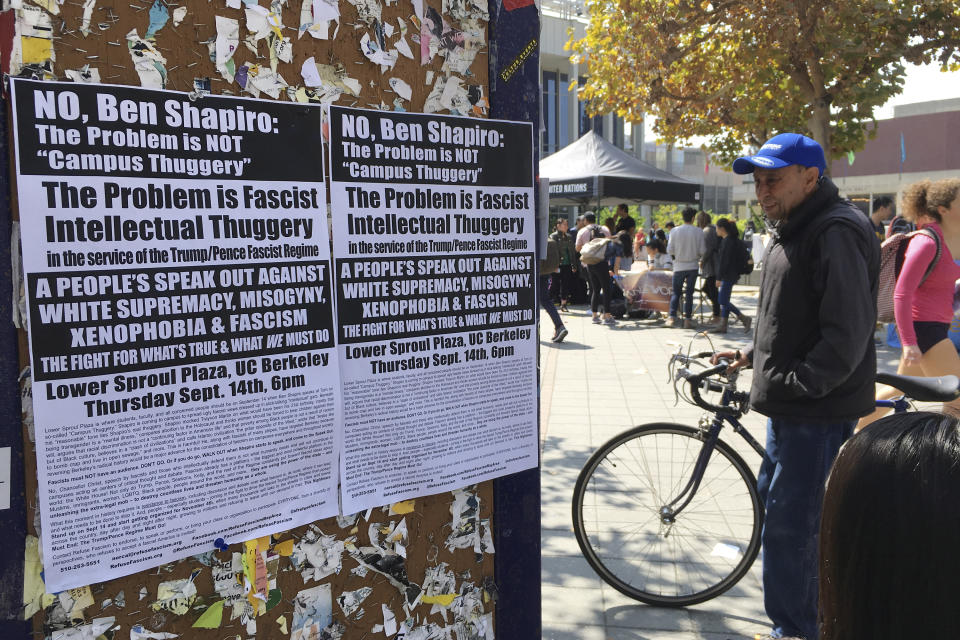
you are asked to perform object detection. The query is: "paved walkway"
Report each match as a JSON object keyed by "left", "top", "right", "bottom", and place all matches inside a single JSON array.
[{"left": 538, "top": 286, "right": 902, "bottom": 640}]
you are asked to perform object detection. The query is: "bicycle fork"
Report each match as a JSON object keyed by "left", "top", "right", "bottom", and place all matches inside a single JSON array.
[{"left": 657, "top": 418, "right": 724, "bottom": 534}]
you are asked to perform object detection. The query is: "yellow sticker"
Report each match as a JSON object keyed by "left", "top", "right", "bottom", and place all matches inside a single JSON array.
[
  {"left": 390, "top": 500, "right": 416, "bottom": 515},
  {"left": 193, "top": 600, "right": 224, "bottom": 628},
  {"left": 277, "top": 615, "right": 288, "bottom": 635},
  {"left": 421, "top": 594, "right": 457, "bottom": 607},
  {"left": 21, "top": 37, "right": 52, "bottom": 64}
]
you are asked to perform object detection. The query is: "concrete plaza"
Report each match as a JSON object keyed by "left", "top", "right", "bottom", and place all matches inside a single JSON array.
[{"left": 538, "top": 286, "right": 901, "bottom": 640}]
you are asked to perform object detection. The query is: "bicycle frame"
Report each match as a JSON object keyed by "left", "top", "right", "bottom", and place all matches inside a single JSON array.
[{"left": 661, "top": 387, "right": 767, "bottom": 522}]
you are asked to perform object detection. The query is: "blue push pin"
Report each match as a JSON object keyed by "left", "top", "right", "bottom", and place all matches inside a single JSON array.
[{"left": 214, "top": 537, "right": 229, "bottom": 551}]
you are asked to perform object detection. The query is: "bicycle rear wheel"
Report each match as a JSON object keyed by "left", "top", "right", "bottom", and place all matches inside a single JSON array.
[{"left": 572, "top": 423, "right": 763, "bottom": 606}]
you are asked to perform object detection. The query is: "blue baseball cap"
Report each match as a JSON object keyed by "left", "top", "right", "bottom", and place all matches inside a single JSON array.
[{"left": 732, "top": 133, "right": 826, "bottom": 176}]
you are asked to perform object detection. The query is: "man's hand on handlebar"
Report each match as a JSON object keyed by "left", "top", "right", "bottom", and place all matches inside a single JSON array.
[{"left": 711, "top": 349, "right": 750, "bottom": 374}]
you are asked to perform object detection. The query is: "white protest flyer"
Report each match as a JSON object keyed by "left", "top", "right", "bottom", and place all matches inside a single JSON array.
[
  {"left": 10, "top": 78, "right": 339, "bottom": 591},
  {"left": 328, "top": 106, "right": 538, "bottom": 513}
]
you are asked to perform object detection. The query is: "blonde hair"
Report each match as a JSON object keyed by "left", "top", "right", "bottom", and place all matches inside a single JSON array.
[{"left": 901, "top": 178, "right": 960, "bottom": 223}]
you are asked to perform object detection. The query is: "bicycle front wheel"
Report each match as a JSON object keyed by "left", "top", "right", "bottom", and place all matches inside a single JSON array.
[{"left": 572, "top": 423, "right": 763, "bottom": 606}]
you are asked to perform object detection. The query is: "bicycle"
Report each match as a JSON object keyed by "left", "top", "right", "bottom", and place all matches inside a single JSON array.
[{"left": 571, "top": 344, "right": 960, "bottom": 607}]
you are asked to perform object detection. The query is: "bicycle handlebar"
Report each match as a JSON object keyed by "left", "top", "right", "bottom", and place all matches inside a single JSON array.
[{"left": 676, "top": 358, "right": 743, "bottom": 416}]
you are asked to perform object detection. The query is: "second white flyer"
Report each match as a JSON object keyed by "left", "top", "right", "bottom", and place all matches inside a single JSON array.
[{"left": 328, "top": 106, "right": 539, "bottom": 513}]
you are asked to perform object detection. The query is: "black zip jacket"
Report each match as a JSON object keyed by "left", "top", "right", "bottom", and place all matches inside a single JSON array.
[
  {"left": 717, "top": 235, "right": 743, "bottom": 282},
  {"left": 747, "top": 177, "right": 881, "bottom": 421}
]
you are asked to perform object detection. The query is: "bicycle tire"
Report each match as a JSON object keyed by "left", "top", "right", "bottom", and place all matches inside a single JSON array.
[{"left": 572, "top": 423, "right": 763, "bottom": 606}]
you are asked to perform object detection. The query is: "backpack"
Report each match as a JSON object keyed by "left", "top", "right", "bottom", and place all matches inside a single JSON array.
[
  {"left": 738, "top": 239, "right": 754, "bottom": 275},
  {"left": 579, "top": 237, "right": 610, "bottom": 265},
  {"left": 876, "top": 228, "right": 941, "bottom": 323},
  {"left": 540, "top": 237, "right": 560, "bottom": 274}
]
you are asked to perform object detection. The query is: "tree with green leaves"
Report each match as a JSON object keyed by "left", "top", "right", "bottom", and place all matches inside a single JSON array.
[{"left": 569, "top": 0, "right": 960, "bottom": 166}]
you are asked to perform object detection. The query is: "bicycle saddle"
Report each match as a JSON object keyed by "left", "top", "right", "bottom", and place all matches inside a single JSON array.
[{"left": 876, "top": 372, "right": 960, "bottom": 402}]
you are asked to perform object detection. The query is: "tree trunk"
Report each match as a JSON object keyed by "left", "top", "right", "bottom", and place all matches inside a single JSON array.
[{"left": 807, "top": 97, "right": 832, "bottom": 176}]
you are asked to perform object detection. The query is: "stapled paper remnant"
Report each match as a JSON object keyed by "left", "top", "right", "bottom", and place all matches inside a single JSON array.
[
  {"left": 23, "top": 534, "right": 46, "bottom": 620},
  {"left": 214, "top": 16, "right": 239, "bottom": 83},
  {"left": 65, "top": 65, "right": 101, "bottom": 83},
  {"left": 299, "top": 0, "right": 339, "bottom": 39},
  {"left": 446, "top": 488, "right": 495, "bottom": 557},
  {"left": 172, "top": 6, "right": 187, "bottom": 26},
  {"left": 291, "top": 583, "right": 332, "bottom": 640},
  {"left": 17, "top": 5, "right": 55, "bottom": 67},
  {"left": 439, "top": 20, "right": 485, "bottom": 75},
  {"left": 144, "top": 0, "right": 170, "bottom": 39},
  {"left": 52, "top": 618, "right": 117, "bottom": 640},
  {"left": 238, "top": 63, "right": 288, "bottom": 98},
  {"left": 80, "top": 0, "right": 97, "bottom": 36},
  {"left": 360, "top": 32, "right": 397, "bottom": 69},
  {"left": 346, "top": 0, "right": 380, "bottom": 25},
  {"left": 336, "top": 586, "right": 372, "bottom": 618},
  {"left": 151, "top": 569, "right": 201, "bottom": 615},
  {"left": 129, "top": 625, "right": 178, "bottom": 640},
  {"left": 213, "top": 554, "right": 246, "bottom": 620},
  {"left": 126, "top": 29, "right": 167, "bottom": 88},
  {"left": 298, "top": 57, "right": 361, "bottom": 102},
  {"left": 388, "top": 77, "right": 412, "bottom": 101},
  {"left": 444, "top": 0, "right": 488, "bottom": 22},
  {"left": 395, "top": 36, "right": 414, "bottom": 59},
  {"left": 290, "top": 525, "right": 345, "bottom": 581}
]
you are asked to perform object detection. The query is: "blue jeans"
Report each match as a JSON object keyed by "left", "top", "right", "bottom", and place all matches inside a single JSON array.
[
  {"left": 669, "top": 269, "right": 698, "bottom": 318},
  {"left": 539, "top": 275, "right": 563, "bottom": 331},
  {"left": 756, "top": 418, "right": 854, "bottom": 640},
  {"left": 718, "top": 279, "right": 741, "bottom": 319}
]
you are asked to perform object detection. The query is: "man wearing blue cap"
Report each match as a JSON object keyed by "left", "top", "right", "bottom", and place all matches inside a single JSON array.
[{"left": 715, "top": 133, "right": 880, "bottom": 640}]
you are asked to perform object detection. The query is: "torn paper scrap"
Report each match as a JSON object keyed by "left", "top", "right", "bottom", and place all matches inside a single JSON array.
[
  {"left": 23, "top": 535, "right": 45, "bottom": 620},
  {"left": 298, "top": 57, "right": 360, "bottom": 102},
  {"left": 336, "top": 586, "right": 372, "bottom": 618},
  {"left": 382, "top": 604, "right": 397, "bottom": 635},
  {"left": 215, "top": 15, "right": 239, "bottom": 83},
  {"left": 389, "top": 77, "right": 412, "bottom": 101},
  {"left": 17, "top": 5, "right": 55, "bottom": 67},
  {"left": 145, "top": 0, "right": 169, "bottom": 39},
  {"left": 299, "top": 0, "right": 339, "bottom": 38},
  {"left": 289, "top": 525, "right": 345, "bottom": 581},
  {"left": 172, "top": 6, "right": 187, "bottom": 26},
  {"left": 291, "top": 584, "right": 332, "bottom": 640},
  {"left": 65, "top": 65, "right": 101, "bottom": 83},
  {"left": 52, "top": 618, "right": 117, "bottom": 640},
  {"left": 126, "top": 29, "right": 167, "bottom": 88},
  {"left": 243, "top": 64, "right": 288, "bottom": 99},
  {"left": 395, "top": 36, "right": 414, "bottom": 59},
  {"left": 129, "top": 626, "right": 178, "bottom": 640},
  {"left": 360, "top": 32, "right": 397, "bottom": 69},
  {"left": 151, "top": 570, "right": 200, "bottom": 615},
  {"left": 80, "top": 0, "right": 96, "bottom": 36},
  {"left": 346, "top": 0, "right": 380, "bottom": 25}
]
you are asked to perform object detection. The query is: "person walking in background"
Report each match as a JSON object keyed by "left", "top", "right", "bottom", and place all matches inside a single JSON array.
[
  {"left": 539, "top": 233, "right": 568, "bottom": 343},
  {"left": 869, "top": 195, "right": 894, "bottom": 240},
  {"left": 664, "top": 221, "right": 675, "bottom": 239},
  {"left": 858, "top": 178, "right": 960, "bottom": 429},
  {"left": 575, "top": 212, "right": 608, "bottom": 304},
  {"left": 820, "top": 412, "right": 960, "bottom": 640},
  {"left": 647, "top": 222, "right": 660, "bottom": 245},
  {"left": 549, "top": 218, "right": 576, "bottom": 312},
  {"left": 697, "top": 211, "right": 721, "bottom": 325},
  {"left": 713, "top": 217, "right": 752, "bottom": 333},
  {"left": 714, "top": 133, "right": 880, "bottom": 640},
  {"left": 666, "top": 207, "right": 705, "bottom": 329}
]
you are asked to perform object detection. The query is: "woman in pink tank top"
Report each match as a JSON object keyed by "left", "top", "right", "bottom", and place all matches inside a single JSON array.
[{"left": 859, "top": 178, "right": 960, "bottom": 429}]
